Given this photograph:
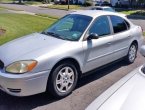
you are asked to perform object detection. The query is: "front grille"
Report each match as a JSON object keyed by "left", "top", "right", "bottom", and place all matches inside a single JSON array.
[{"left": 0, "top": 60, "right": 4, "bottom": 69}]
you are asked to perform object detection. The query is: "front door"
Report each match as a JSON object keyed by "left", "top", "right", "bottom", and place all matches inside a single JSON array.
[{"left": 82, "top": 15, "right": 114, "bottom": 73}]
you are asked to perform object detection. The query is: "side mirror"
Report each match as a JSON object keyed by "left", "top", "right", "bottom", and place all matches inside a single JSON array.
[
  {"left": 87, "top": 33, "right": 99, "bottom": 40},
  {"left": 140, "top": 45, "right": 145, "bottom": 57}
]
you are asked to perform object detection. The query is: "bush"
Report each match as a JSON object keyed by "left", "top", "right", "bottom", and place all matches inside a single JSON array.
[{"left": 83, "top": 0, "right": 93, "bottom": 6}]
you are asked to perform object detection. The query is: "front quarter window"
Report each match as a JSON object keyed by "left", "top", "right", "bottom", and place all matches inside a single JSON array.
[{"left": 43, "top": 14, "right": 92, "bottom": 41}]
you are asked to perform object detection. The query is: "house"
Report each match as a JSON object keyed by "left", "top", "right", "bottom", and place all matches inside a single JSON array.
[
  {"left": 72, "top": 0, "right": 85, "bottom": 4},
  {"left": 110, "top": 0, "right": 135, "bottom": 7}
]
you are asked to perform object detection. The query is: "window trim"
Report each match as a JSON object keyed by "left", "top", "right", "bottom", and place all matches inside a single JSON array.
[{"left": 83, "top": 15, "right": 112, "bottom": 41}]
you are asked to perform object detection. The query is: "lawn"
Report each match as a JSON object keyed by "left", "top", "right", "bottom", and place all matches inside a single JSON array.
[
  {"left": 117, "top": 9, "right": 145, "bottom": 16},
  {"left": 144, "top": 32, "right": 145, "bottom": 36},
  {"left": 0, "top": 7, "right": 3, "bottom": 10},
  {"left": 0, "top": 6, "right": 24, "bottom": 11},
  {"left": 0, "top": 0, "right": 13, "bottom": 3},
  {"left": 0, "top": 13, "right": 57, "bottom": 45},
  {"left": 47, "top": 5, "right": 81, "bottom": 10},
  {"left": 35, "top": 13, "right": 60, "bottom": 19}
]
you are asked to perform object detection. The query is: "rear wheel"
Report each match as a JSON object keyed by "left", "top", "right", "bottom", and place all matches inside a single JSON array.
[
  {"left": 48, "top": 61, "right": 78, "bottom": 98},
  {"left": 125, "top": 43, "right": 137, "bottom": 64}
]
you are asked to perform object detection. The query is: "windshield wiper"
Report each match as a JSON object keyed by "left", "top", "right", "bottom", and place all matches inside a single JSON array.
[
  {"left": 42, "top": 31, "right": 58, "bottom": 37},
  {"left": 42, "top": 31, "right": 71, "bottom": 41}
]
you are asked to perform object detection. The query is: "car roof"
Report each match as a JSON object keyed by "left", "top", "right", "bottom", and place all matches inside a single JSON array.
[
  {"left": 93, "top": 6, "right": 112, "bottom": 8},
  {"left": 70, "top": 10, "right": 124, "bottom": 18}
]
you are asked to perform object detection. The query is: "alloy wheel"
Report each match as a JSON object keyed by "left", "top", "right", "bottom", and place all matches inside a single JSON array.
[{"left": 56, "top": 67, "right": 75, "bottom": 93}]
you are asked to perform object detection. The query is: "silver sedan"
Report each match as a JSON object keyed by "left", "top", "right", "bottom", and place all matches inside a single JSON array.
[{"left": 0, "top": 10, "right": 143, "bottom": 98}]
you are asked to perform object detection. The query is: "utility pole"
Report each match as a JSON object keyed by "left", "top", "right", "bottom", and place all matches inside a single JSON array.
[{"left": 68, "top": 0, "right": 70, "bottom": 10}]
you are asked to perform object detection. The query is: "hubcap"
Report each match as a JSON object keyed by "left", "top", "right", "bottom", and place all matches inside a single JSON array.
[
  {"left": 56, "top": 67, "right": 75, "bottom": 93},
  {"left": 129, "top": 45, "right": 136, "bottom": 62}
]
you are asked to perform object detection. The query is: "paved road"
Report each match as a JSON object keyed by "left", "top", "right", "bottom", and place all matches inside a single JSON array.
[{"left": 130, "top": 19, "right": 145, "bottom": 31}]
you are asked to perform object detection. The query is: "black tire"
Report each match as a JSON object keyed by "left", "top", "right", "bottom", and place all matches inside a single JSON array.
[
  {"left": 125, "top": 43, "right": 137, "bottom": 64},
  {"left": 47, "top": 61, "right": 78, "bottom": 98}
]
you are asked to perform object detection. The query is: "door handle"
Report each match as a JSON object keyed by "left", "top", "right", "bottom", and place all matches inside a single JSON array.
[
  {"left": 107, "top": 42, "right": 111, "bottom": 45},
  {"left": 127, "top": 35, "right": 131, "bottom": 39}
]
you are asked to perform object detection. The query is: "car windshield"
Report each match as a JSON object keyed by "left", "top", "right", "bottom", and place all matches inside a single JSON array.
[
  {"left": 42, "top": 14, "right": 92, "bottom": 41},
  {"left": 104, "top": 8, "right": 115, "bottom": 12}
]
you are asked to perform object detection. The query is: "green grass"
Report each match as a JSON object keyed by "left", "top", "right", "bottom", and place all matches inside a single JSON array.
[
  {"left": 117, "top": 9, "right": 145, "bottom": 16},
  {"left": 0, "top": 7, "right": 4, "bottom": 10},
  {"left": 120, "top": 10, "right": 138, "bottom": 15},
  {"left": 0, "top": 6, "right": 23, "bottom": 11},
  {"left": 0, "top": 13, "right": 57, "bottom": 45},
  {"left": 143, "top": 32, "right": 145, "bottom": 36},
  {"left": 47, "top": 5, "right": 81, "bottom": 10},
  {"left": 35, "top": 13, "right": 60, "bottom": 19},
  {"left": 0, "top": 0, "right": 13, "bottom": 3}
]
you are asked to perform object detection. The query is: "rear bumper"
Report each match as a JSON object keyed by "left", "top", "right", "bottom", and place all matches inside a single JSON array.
[{"left": 0, "top": 69, "right": 51, "bottom": 96}]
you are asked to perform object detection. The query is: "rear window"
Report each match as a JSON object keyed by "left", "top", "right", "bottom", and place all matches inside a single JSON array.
[{"left": 110, "top": 15, "right": 128, "bottom": 33}]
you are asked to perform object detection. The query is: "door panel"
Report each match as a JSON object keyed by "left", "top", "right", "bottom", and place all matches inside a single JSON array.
[
  {"left": 81, "top": 15, "right": 115, "bottom": 73},
  {"left": 82, "top": 36, "right": 114, "bottom": 73},
  {"left": 112, "top": 31, "right": 131, "bottom": 60}
]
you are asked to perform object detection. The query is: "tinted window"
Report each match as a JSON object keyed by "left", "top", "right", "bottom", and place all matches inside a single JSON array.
[
  {"left": 110, "top": 16, "right": 128, "bottom": 33},
  {"left": 89, "top": 16, "right": 111, "bottom": 37}
]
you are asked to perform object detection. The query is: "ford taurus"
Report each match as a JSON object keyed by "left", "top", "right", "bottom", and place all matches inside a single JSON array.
[{"left": 0, "top": 10, "right": 143, "bottom": 98}]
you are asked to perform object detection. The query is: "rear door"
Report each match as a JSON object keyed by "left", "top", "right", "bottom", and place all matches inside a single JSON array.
[{"left": 109, "top": 15, "right": 131, "bottom": 60}]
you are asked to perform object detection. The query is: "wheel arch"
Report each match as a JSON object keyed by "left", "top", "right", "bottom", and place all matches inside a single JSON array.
[
  {"left": 131, "top": 40, "right": 138, "bottom": 49},
  {"left": 48, "top": 57, "right": 82, "bottom": 84}
]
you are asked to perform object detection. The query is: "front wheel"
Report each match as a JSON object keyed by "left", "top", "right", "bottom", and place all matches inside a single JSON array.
[
  {"left": 48, "top": 61, "right": 78, "bottom": 98},
  {"left": 125, "top": 43, "right": 137, "bottom": 64}
]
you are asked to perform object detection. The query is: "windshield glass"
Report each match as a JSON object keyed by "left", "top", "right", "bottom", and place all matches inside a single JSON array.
[{"left": 43, "top": 14, "right": 92, "bottom": 41}]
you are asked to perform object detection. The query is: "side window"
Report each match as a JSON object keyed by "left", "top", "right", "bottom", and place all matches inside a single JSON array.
[
  {"left": 89, "top": 16, "right": 111, "bottom": 37},
  {"left": 110, "top": 16, "right": 128, "bottom": 33}
]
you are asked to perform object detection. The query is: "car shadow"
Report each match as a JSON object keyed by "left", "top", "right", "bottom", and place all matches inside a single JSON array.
[{"left": 0, "top": 60, "right": 127, "bottom": 110}]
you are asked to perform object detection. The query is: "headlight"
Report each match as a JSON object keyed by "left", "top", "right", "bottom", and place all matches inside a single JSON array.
[{"left": 6, "top": 60, "right": 37, "bottom": 74}]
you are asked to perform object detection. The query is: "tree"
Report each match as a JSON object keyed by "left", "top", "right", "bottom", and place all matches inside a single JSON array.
[{"left": 18, "top": 0, "right": 23, "bottom": 4}]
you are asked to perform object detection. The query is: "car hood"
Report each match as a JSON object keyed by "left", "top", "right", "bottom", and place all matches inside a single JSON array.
[
  {"left": 86, "top": 67, "right": 145, "bottom": 110},
  {"left": 0, "top": 33, "right": 69, "bottom": 65}
]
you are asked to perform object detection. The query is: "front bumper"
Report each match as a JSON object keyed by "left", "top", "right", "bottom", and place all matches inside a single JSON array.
[{"left": 0, "top": 69, "right": 51, "bottom": 96}]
